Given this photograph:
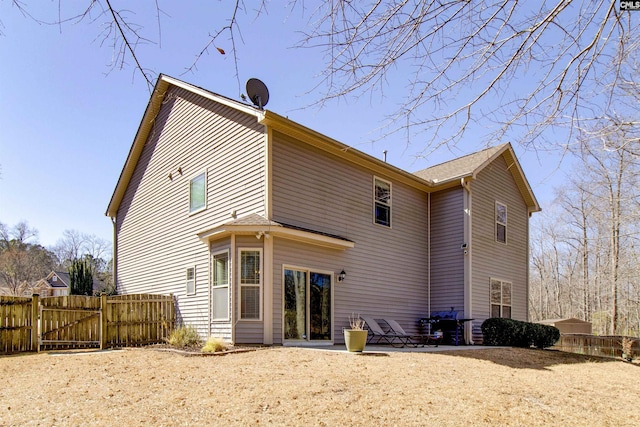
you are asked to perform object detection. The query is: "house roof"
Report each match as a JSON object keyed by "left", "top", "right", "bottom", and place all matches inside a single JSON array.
[
  {"left": 106, "top": 75, "right": 539, "bottom": 217},
  {"left": 197, "top": 213, "right": 354, "bottom": 250},
  {"left": 414, "top": 143, "right": 540, "bottom": 212},
  {"left": 414, "top": 144, "right": 507, "bottom": 183}
]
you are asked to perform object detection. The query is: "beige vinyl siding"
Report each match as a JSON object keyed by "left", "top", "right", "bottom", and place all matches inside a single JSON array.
[
  {"left": 470, "top": 154, "right": 529, "bottom": 341},
  {"left": 429, "top": 187, "right": 465, "bottom": 313},
  {"left": 272, "top": 239, "right": 345, "bottom": 344},
  {"left": 115, "top": 86, "right": 266, "bottom": 339},
  {"left": 271, "top": 132, "right": 430, "bottom": 340}
]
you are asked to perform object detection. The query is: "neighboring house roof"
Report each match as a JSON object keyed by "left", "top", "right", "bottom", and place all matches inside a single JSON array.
[
  {"left": 197, "top": 213, "right": 354, "bottom": 250},
  {"left": 537, "top": 318, "right": 592, "bottom": 325},
  {"left": 34, "top": 270, "right": 105, "bottom": 293},
  {"left": 48, "top": 271, "right": 70, "bottom": 288},
  {"left": 32, "top": 271, "right": 71, "bottom": 290},
  {"left": 106, "top": 74, "right": 540, "bottom": 217}
]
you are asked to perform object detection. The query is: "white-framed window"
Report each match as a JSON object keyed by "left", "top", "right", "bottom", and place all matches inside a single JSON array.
[
  {"left": 212, "top": 251, "right": 229, "bottom": 320},
  {"left": 374, "top": 177, "right": 391, "bottom": 227},
  {"left": 496, "top": 201, "right": 507, "bottom": 244},
  {"left": 189, "top": 171, "right": 207, "bottom": 213},
  {"left": 239, "top": 249, "right": 262, "bottom": 320},
  {"left": 490, "top": 278, "right": 512, "bottom": 318},
  {"left": 186, "top": 267, "right": 196, "bottom": 295}
]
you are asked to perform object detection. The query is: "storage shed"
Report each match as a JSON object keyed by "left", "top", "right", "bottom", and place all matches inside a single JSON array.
[{"left": 537, "top": 318, "right": 592, "bottom": 334}]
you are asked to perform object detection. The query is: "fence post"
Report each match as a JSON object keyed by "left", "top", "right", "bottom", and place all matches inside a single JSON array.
[
  {"left": 31, "top": 294, "right": 39, "bottom": 352},
  {"left": 100, "top": 293, "right": 108, "bottom": 350}
]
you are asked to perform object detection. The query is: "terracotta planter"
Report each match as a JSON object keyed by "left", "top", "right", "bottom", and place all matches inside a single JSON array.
[{"left": 344, "top": 329, "right": 368, "bottom": 352}]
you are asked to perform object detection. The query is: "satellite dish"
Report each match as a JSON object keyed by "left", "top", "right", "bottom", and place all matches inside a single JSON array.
[{"left": 246, "top": 78, "right": 269, "bottom": 109}]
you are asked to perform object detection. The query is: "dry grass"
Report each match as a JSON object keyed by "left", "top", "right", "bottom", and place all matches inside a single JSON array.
[{"left": 0, "top": 347, "right": 638, "bottom": 426}]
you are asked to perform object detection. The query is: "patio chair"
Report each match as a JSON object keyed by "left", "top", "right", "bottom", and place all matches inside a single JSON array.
[
  {"left": 383, "top": 318, "right": 441, "bottom": 347},
  {"left": 360, "top": 315, "right": 413, "bottom": 348}
]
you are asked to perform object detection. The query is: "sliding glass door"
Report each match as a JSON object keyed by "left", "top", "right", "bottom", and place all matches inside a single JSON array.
[{"left": 284, "top": 268, "right": 332, "bottom": 342}]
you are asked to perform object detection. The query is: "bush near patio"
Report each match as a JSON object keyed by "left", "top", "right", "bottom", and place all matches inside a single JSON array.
[
  {"left": 167, "top": 325, "right": 202, "bottom": 348},
  {"left": 482, "top": 318, "right": 560, "bottom": 349}
]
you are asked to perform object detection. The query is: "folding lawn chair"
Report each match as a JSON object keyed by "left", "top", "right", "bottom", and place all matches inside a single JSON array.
[
  {"left": 360, "top": 315, "right": 412, "bottom": 348},
  {"left": 383, "top": 318, "right": 439, "bottom": 347}
]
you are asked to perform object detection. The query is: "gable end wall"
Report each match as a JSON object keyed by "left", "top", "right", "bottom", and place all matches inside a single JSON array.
[
  {"left": 470, "top": 155, "right": 529, "bottom": 341},
  {"left": 115, "top": 86, "right": 266, "bottom": 338}
]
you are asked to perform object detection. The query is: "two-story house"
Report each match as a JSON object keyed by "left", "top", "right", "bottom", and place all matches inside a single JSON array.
[{"left": 106, "top": 75, "right": 539, "bottom": 345}]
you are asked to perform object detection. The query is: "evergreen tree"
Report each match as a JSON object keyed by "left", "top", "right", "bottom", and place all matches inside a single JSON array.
[{"left": 68, "top": 258, "right": 93, "bottom": 296}]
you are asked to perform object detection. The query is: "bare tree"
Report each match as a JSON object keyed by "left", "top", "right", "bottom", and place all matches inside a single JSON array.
[
  {"left": 6, "top": 1, "right": 639, "bottom": 152},
  {"left": 52, "top": 230, "right": 112, "bottom": 272},
  {"left": 53, "top": 229, "right": 86, "bottom": 267},
  {"left": 578, "top": 129, "right": 639, "bottom": 334},
  {"left": 0, "top": 222, "right": 57, "bottom": 295},
  {"left": 530, "top": 124, "right": 640, "bottom": 335},
  {"left": 83, "top": 234, "right": 111, "bottom": 265}
]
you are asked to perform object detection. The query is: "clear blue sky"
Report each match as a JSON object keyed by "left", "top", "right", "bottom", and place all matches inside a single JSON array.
[{"left": 0, "top": 2, "right": 562, "bottom": 248}]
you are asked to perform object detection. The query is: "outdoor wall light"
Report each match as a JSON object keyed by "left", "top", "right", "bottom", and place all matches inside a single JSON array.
[{"left": 337, "top": 270, "right": 346, "bottom": 282}]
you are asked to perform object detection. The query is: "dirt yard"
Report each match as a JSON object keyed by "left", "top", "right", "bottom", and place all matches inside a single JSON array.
[{"left": 1, "top": 346, "right": 638, "bottom": 426}]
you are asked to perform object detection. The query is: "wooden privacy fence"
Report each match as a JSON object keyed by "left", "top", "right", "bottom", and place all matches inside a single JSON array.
[
  {"left": 553, "top": 334, "right": 640, "bottom": 359},
  {"left": 1, "top": 294, "right": 176, "bottom": 354},
  {"left": 0, "top": 296, "right": 35, "bottom": 354}
]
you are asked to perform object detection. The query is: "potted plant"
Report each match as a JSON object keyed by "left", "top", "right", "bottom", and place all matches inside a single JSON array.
[{"left": 344, "top": 313, "right": 368, "bottom": 352}]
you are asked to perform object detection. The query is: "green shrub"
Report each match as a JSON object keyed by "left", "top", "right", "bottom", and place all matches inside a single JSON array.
[
  {"left": 167, "top": 326, "right": 201, "bottom": 348},
  {"left": 481, "top": 318, "right": 559, "bottom": 349},
  {"left": 530, "top": 323, "right": 560, "bottom": 349},
  {"left": 202, "top": 336, "right": 227, "bottom": 353},
  {"left": 481, "top": 318, "right": 517, "bottom": 346}
]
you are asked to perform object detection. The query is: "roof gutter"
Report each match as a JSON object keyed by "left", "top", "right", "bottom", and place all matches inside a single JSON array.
[
  {"left": 259, "top": 111, "right": 434, "bottom": 193},
  {"left": 461, "top": 177, "right": 474, "bottom": 345}
]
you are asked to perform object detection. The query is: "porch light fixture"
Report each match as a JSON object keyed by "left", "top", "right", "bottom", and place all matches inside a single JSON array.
[{"left": 337, "top": 270, "right": 346, "bottom": 282}]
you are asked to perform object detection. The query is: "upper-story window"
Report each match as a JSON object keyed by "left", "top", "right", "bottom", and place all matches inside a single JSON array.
[
  {"left": 374, "top": 177, "right": 391, "bottom": 227},
  {"left": 189, "top": 172, "right": 207, "bottom": 213},
  {"left": 496, "top": 201, "right": 507, "bottom": 243}
]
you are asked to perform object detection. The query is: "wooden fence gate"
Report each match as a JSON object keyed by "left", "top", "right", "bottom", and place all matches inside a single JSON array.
[
  {"left": 40, "top": 295, "right": 102, "bottom": 350},
  {"left": 1, "top": 294, "right": 175, "bottom": 354}
]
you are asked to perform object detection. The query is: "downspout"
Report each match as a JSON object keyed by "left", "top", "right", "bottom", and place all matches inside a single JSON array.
[
  {"left": 111, "top": 216, "right": 117, "bottom": 292},
  {"left": 263, "top": 126, "right": 273, "bottom": 345},
  {"left": 231, "top": 234, "right": 236, "bottom": 344},
  {"left": 461, "top": 178, "right": 474, "bottom": 344},
  {"left": 428, "top": 192, "right": 431, "bottom": 320},
  {"left": 526, "top": 210, "right": 531, "bottom": 322}
]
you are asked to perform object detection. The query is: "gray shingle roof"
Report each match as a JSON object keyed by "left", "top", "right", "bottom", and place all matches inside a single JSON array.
[
  {"left": 223, "top": 213, "right": 352, "bottom": 243},
  {"left": 48, "top": 271, "right": 70, "bottom": 288},
  {"left": 226, "top": 213, "right": 283, "bottom": 227},
  {"left": 413, "top": 143, "right": 508, "bottom": 183}
]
